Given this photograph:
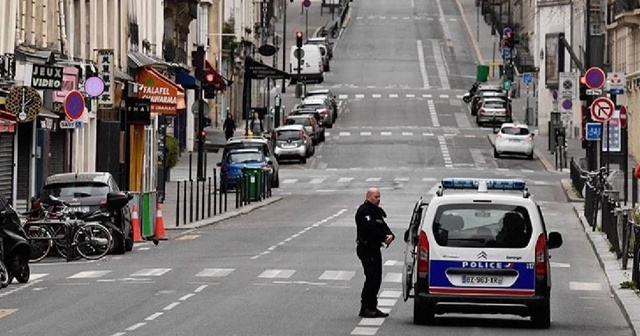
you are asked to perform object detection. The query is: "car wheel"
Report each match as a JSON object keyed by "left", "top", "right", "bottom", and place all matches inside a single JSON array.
[
  {"left": 494, "top": 148, "right": 500, "bottom": 158},
  {"left": 476, "top": 115, "right": 481, "bottom": 126},
  {"left": 125, "top": 226, "right": 134, "bottom": 251},
  {"left": 301, "top": 157, "right": 307, "bottom": 164},
  {"left": 326, "top": 63, "right": 330, "bottom": 71},
  {"left": 413, "top": 297, "right": 435, "bottom": 325},
  {"left": 112, "top": 230, "right": 126, "bottom": 255},
  {"left": 320, "top": 132, "right": 325, "bottom": 142},
  {"left": 527, "top": 152, "right": 534, "bottom": 160},
  {"left": 0, "top": 260, "right": 9, "bottom": 288},
  {"left": 272, "top": 173, "right": 280, "bottom": 188},
  {"left": 531, "top": 297, "right": 551, "bottom": 329}
]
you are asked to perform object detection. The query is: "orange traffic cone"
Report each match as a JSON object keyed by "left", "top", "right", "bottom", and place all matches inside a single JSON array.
[
  {"left": 132, "top": 205, "right": 143, "bottom": 243},
  {"left": 154, "top": 203, "right": 167, "bottom": 240}
]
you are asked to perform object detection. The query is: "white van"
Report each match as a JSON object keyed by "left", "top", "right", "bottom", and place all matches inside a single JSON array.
[{"left": 289, "top": 45, "right": 324, "bottom": 83}]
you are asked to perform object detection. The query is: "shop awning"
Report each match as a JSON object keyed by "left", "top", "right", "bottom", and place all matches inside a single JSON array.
[
  {"left": 175, "top": 69, "right": 198, "bottom": 90},
  {"left": 205, "top": 60, "right": 231, "bottom": 91},
  {"left": 136, "top": 67, "right": 186, "bottom": 114},
  {"left": 0, "top": 110, "right": 15, "bottom": 133},
  {"left": 128, "top": 51, "right": 170, "bottom": 69}
]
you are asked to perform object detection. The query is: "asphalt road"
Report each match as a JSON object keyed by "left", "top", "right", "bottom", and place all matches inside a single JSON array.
[{"left": 0, "top": 0, "right": 633, "bottom": 335}]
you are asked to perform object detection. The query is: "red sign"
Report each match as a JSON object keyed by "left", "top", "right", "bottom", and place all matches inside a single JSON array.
[
  {"left": 64, "top": 90, "right": 85, "bottom": 120},
  {"left": 620, "top": 106, "right": 628, "bottom": 128},
  {"left": 590, "top": 97, "right": 615, "bottom": 122},
  {"left": 584, "top": 67, "right": 606, "bottom": 90}
]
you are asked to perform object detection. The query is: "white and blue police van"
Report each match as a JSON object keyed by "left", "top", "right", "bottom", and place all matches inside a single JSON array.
[{"left": 401, "top": 178, "right": 563, "bottom": 328}]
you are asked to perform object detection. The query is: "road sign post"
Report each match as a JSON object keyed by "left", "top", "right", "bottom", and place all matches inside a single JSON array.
[
  {"left": 590, "top": 97, "right": 614, "bottom": 122},
  {"left": 584, "top": 67, "right": 606, "bottom": 171}
]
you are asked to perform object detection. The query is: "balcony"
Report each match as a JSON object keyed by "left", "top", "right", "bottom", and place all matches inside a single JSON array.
[
  {"left": 611, "top": 0, "right": 640, "bottom": 27},
  {"left": 163, "top": 40, "right": 188, "bottom": 65}
]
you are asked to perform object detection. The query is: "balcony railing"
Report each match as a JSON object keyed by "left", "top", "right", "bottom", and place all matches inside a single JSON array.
[
  {"left": 613, "top": 0, "right": 640, "bottom": 17},
  {"left": 163, "top": 40, "right": 188, "bottom": 65}
]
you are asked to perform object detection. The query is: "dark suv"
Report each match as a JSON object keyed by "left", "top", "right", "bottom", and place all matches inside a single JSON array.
[{"left": 34, "top": 172, "right": 133, "bottom": 254}]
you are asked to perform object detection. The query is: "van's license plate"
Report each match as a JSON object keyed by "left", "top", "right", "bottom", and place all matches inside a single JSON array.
[{"left": 462, "top": 275, "right": 503, "bottom": 285}]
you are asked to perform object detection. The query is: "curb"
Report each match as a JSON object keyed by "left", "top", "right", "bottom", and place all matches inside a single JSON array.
[
  {"left": 560, "top": 178, "right": 583, "bottom": 202},
  {"left": 454, "top": 0, "right": 484, "bottom": 65},
  {"left": 570, "top": 203, "right": 638, "bottom": 336},
  {"left": 485, "top": 134, "right": 557, "bottom": 172},
  {"left": 165, "top": 196, "right": 283, "bottom": 239}
]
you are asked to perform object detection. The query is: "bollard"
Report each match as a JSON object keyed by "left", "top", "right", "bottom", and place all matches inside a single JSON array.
[
  {"left": 201, "top": 178, "right": 206, "bottom": 219},
  {"left": 183, "top": 179, "right": 187, "bottom": 225},
  {"left": 189, "top": 152, "right": 193, "bottom": 181},
  {"left": 195, "top": 178, "right": 200, "bottom": 221},
  {"left": 235, "top": 176, "right": 240, "bottom": 208},
  {"left": 224, "top": 180, "right": 228, "bottom": 212},
  {"left": 176, "top": 181, "right": 181, "bottom": 227},
  {"left": 208, "top": 177, "right": 212, "bottom": 218},
  {"left": 190, "top": 179, "right": 194, "bottom": 223},
  {"left": 214, "top": 173, "right": 218, "bottom": 216}
]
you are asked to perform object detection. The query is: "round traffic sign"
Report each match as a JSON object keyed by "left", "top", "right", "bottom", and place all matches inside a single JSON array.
[
  {"left": 64, "top": 90, "right": 85, "bottom": 120},
  {"left": 590, "top": 97, "right": 615, "bottom": 122},
  {"left": 620, "top": 106, "right": 628, "bottom": 128},
  {"left": 303, "top": 0, "right": 311, "bottom": 7},
  {"left": 84, "top": 76, "right": 105, "bottom": 97},
  {"left": 561, "top": 99, "right": 572, "bottom": 110},
  {"left": 584, "top": 67, "right": 606, "bottom": 90}
]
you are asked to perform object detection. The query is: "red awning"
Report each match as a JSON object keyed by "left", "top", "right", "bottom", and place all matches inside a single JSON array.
[
  {"left": 205, "top": 60, "right": 229, "bottom": 91},
  {"left": 0, "top": 110, "right": 16, "bottom": 133}
]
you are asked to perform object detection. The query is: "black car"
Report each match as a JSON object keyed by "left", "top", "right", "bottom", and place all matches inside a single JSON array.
[{"left": 34, "top": 172, "right": 133, "bottom": 254}]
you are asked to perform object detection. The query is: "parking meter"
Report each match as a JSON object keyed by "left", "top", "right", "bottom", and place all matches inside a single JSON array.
[{"left": 555, "top": 127, "right": 566, "bottom": 147}]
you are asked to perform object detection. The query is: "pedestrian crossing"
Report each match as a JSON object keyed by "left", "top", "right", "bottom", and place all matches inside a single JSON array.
[
  {"left": 303, "top": 83, "right": 469, "bottom": 91},
  {"left": 335, "top": 93, "right": 465, "bottom": 100},
  {"left": 355, "top": 15, "right": 459, "bottom": 22},
  {"left": 277, "top": 176, "right": 556, "bottom": 186},
  {"left": 26, "top": 261, "right": 575, "bottom": 284},
  {"left": 325, "top": 131, "right": 479, "bottom": 137}
]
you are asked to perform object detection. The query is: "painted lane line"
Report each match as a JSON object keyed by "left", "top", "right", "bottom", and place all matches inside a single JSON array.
[
  {"left": 438, "top": 135, "right": 453, "bottom": 167},
  {"left": 179, "top": 293, "right": 195, "bottom": 301},
  {"left": 416, "top": 40, "right": 430, "bottom": 88},
  {"left": 145, "top": 312, "right": 163, "bottom": 321},
  {"left": 430, "top": 39, "right": 450, "bottom": 90},
  {"left": 163, "top": 302, "right": 181, "bottom": 311},
  {"left": 194, "top": 285, "right": 208, "bottom": 292},
  {"left": 126, "top": 322, "right": 146, "bottom": 331},
  {"left": 427, "top": 100, "right": 440, "bottom": 127}
]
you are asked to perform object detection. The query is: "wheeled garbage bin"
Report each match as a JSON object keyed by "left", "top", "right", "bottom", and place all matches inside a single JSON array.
[{"left": 242, "top": 168, "right": 264, "bottom": 202}]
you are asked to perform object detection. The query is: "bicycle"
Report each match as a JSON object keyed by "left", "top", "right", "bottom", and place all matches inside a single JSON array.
[
  {"left": 620, "top": 208, "right": 638, "bottom": 270},
  {"left": 580, "top": 167, "right": 614, "bottom": 232},
  {"left": 23, "top": 197, "right": 113, "bottom": 261}
]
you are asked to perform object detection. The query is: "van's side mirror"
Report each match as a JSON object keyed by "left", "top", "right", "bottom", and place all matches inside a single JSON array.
[{"left": 547, "top": 232, "right": 563, "bottom": 249}]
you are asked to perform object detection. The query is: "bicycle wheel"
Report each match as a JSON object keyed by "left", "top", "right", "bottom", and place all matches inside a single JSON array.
[
  {"left": 26, "top": 226, "right": 52, "bottom": 263},
  {"left": 52, "top": 224, "right": 74, "bottom": 260},
  {"left": 74, "top": 223, "right": 112, "bottom": 260}
]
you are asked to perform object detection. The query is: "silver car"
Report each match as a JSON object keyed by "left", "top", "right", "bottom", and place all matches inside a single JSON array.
[
  {"left": 274, "top": 124, "right": 314, "bottom": 163},
  {"left": 293, "top": 97, "right": 334, "bottom": 128},
  {"left": 475, "top": 98, "right": 511, "bottom": 126}
]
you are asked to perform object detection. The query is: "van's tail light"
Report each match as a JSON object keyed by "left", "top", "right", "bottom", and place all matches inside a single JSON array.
[
  {"left": 535, "top": 234, "right": 548, "bottom": 276},
  {"left": 478, "top": 108, "right": 485, "bottom": 115},
  {"left": 221, "top": 165, "right": 228, "bottom": 173},
  {"left": 417, "top": 231, "right": 430, "bottom": 273},
  {"left": 527, "top": 134, "right": 534, "bottom": 141},
  {"left": 261, "top": 163, "right": 269, "bottom": 169}
]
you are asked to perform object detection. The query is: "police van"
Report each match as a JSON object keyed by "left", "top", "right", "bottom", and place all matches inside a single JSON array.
[{"left": 401, "top": 178, "right": 563, "bottom": 328}]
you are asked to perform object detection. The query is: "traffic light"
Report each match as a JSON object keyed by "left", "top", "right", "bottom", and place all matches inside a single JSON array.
[
  {"left": 579, "top": 76, "right": 588, "bottom": 101},
  {"left": 296, "top": 31, "right": 303, "bottom": 48},
  {"left": 203, "top": 73, "right": 217, "bottom": 99},
  {"left": 191, "top": 46, "right": 206, "bottom": 81},
  {"left": 504, "top": 32, "right": 514, "bottom": 49}
]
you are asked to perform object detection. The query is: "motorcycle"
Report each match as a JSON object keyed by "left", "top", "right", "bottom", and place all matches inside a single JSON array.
[
  {"left": 0, "top": 195, "right": 30, "bottom": 284},
  {"left": 462, "top": 82, "right": 480, "bottom": 103}
]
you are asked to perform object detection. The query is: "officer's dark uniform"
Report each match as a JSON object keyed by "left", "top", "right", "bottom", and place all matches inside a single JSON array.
[{"left": 355, "top": 200, "right": 394, "bottom": 314}]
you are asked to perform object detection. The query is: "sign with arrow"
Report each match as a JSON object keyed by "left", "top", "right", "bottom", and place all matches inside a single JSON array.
[{"left": 590, "top": 97, "right": 615, "bottom": 122}]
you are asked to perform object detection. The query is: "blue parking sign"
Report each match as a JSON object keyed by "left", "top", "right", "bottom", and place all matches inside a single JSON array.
[
  {"left": 585, "top": 123, "right": 602, "bottom": 141},
  {"left": 502, "top": 48, "right": 511, "bottom": 59},
  {"left": 523, "top": 72, "right": 532, "bottom": 85}
]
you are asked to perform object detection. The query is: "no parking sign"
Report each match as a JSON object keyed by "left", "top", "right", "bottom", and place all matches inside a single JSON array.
[{"left": 64, "top": 90, "right": 85, "bottom": 120}]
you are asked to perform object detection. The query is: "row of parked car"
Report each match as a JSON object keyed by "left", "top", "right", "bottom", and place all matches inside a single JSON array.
[
  {"left": 289, "top": 36, "right": 334, "bottom": 84},
  {"left": 462, "top": 84, "right": 536, "bottom": 160}
]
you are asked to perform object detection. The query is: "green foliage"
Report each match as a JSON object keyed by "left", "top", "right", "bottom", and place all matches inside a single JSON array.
[
  {"left": 222, "top": 21, "right": 238, "bottom": 53},
  {"left": 165, "top": 135, "right": 179, "bottom": 169},
  {"left": 620, "top": 280, "right": 636, "bottom": 290}
]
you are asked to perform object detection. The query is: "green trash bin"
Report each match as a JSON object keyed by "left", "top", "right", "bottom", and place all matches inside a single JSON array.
[
  {"left": 476, "top": 64, "right": 490, "bottom": 82},
  {"left": 243, "top": 168, "right": 263, "bottom": 201}
]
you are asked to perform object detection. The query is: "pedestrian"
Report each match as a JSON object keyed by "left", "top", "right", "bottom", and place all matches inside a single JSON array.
[
  {"left": 249, "top": 112, "right": 263, "bottom": 136},
  {"left": 223, "top": 112, "right": 236, "bottom": 141},
  {"left": 355, "top": 187, "right": 395, "bottom": 318}
]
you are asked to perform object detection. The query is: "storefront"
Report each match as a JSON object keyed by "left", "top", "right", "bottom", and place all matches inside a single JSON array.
[{"left": 0, "top": 111, "right": 16, "bottom": 200}]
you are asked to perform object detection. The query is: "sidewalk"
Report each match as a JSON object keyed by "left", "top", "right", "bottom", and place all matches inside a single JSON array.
[{"left": 457, "top": 0, "right": 640, "bottom": 332}]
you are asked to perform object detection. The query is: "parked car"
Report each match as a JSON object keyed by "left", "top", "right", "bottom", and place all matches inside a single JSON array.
[
  {"left": 289, "top": 108, "right": 327, "bottom": 136},
  {"left": 306, "top": 37, "right": 334, "bottom": 60},
  {"left": 471, "top": 90, "right": 510, "bottom": 116},
  {"left": 470, "top": 86, "right": 505, "bottom": 114},
  {"left": 217, "top": 148, "right": 273, "bottom": 191},
  {"left": 222, "top": 136, "right": 280, "bottom": 188},
  {"left": 494, "top": 123, "right": 535, "bottom": 160},
  {"left": 34, "top": 172, "right": 133, "bottom": 254},
  {"left": 284, "top": 115, "right": 321, "bottom": 145},
  {"left": 475, "top": 98, "right": 512, "bottom": 126},
  {"left": 305, "top": 89, "right": 338, "bottom": 121},
  {"left": 273, "top": 124, "right": 315, "bottom": 163},
  {"left": 293, "top": 97, "right": 334, "bottom": 128},
  {"left": 289, "top": 44, "right": 324, "bottom": 83}
]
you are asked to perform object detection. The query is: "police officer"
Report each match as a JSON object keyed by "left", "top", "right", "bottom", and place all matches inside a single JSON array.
[{"left": 355, "top": 187, "right": 395, "bottom": 318}]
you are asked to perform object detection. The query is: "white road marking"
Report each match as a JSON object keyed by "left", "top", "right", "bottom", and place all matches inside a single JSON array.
[
  {"left": 282, "top": 179, "right": 298, "bottom": 184},
  {"left": 406, "top": 94, "right": 415, "bottom": 98},
  {"left": 360, "top": 131, "right": 372, "bottom": 136},
  {"left": 338, "top": 94, "right": 348, "bottom": 99},
  {"left": 258, "top": 269, "right": 296, "bottom": 278},
  {"left": 145, "top": 312, "right": 163, "bottom": 321},
  {"left": 423, "top": 132, "right": 434, "bottom": 136},
  {"left": 455, "top": 112, "right": 472, "bottom": 128},
  {"left": 372, "top": 94, "right": 381, "bottom": 98},
  {"left": 351, "top": 327, "right": 378, "bottom": 335},
  {"left": 366, "top": 177, "right": 381, "bottom": 182},
  {"left": 550, "top": 262, "right": 571, "bottom": 268},
  {"left": 379, "top": 290, "right": 402, "bottom": 298},
  {"left": 402, "top": 132, "right": 413, "bottom": 136},
  {"left": 470, "top": 148, "right": 487, "bottom": 166},
  {"left": 339, "top": 131, "right": 351, "bottom": 136},
  {"left": 570, "top": 282, "right": 602, "bottom": 291},
  {"left": 394, "top": 177, "right": 410, "bottom": 182},
  {"left": 195, "top": 268, "right": 235, "bottom": 277},
  {"left": 382, "top": 272, "right": 402, "bottom": 283},
  {"left": 355, "top": 94, "right": 365, "bottom": 99},
  {"left": 381, "top": 132, "right": 392, "bottom": 136},
  {"left": 422, "top": 177, "right": 437, "bottom": 181},
  {"left": 163, "top": 302, "right": 180, "bottom": 311},
  {"left": 359, "top": 318, "right": 385, "bottom": 326},
  {"left": 384, "top": 260, "right": 402, "bottom": 266},
  {"left": 68, "top": 271, "right": 111, "bottom": 279},
  {"left": 338, "top": 177, "right": 354, "bottom": 183},
  {"left": 377, "top": 298, "right": 398, "bottom": 306},
  {"left": 430, "top": 39, "right": 450, "bottom": 90},
  {"left": 416, "top": 40, "right": 430, "bottom": 88},
  {"left": 179, "top": 294, "right": 195, "bottom": 301},
  {"left": 438, "top": 135, "right": 453, "bottom": 167},
  {"left": 427, "top": 100, "right": 440, "bottom": 127},
  {"left": 310, "top": 178, "right": 325, "bottom": 184},
  {"left": 422, "top": 94, "right": 432, "bottom": 98},
  {"left": 439, "top": 94, "right": 449, "bottom": 98},
  {"left": 389, "top": 93, "right": 398, "bottom": 98},
  {"left": 130, "top": 268, "right": 172, "bottom": 277},
  {"left": 126, "top": 323, "right": 146, "bottom": 331},
  {"left": 319, "top": 270, "right": 356, "bottom": 281}
]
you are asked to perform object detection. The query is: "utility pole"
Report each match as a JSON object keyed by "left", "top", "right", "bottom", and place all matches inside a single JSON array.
[
  {"left": 191, "top": 46, "right": 206, "bottom": 181},
  {"left": 584, "top": 0, "right": 597, "bottom": 171},
  {"left": 281, "top": 0, "right": 288, "bottom": 94}
]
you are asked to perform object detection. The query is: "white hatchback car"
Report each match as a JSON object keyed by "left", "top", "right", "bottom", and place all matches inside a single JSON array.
[
  {"left": 402, "top": 178, "right": 563, "bottom": 328},
  {"left": 494, "top": 123, "right": 535, "bottom": 160}
]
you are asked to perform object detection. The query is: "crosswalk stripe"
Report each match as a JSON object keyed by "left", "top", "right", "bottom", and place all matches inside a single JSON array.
[
  {"left": 401, "top": 132, "right": 413, "bottom": 136},
  {"left": 282, "top": 179, "right": 298, "bottom": 184},
  {"left": 355, "top": 94, "right": 365, "bottom": 99},
  {"left": 131, "top": 268, "right": 172, "bottom": 277},
  {"left": 325, "top": 132, "right": 331, "bottom": 137},
  {"left": 406, "top": 94, "right": 415, "bottom": 98},
  {"left": 338, "top": 94, "right": 348, "bottom": 99},
  {"left": 360, "top": 131, "right": 372, "bottom": 136},
  {"left": 389, "top": 94, "right": 398, "bottom": 98},
  {"left": 422, "top": 177, "right": 437, "bottom": 181},
  {"left": 439, "top": 94, "right": 449, "bottom": 98},
  {"left": 382, "top": 272, "right": 402, "bottom": 283},
  {"left": 366, "top": 177, "right": 381, "bottom": 182},
  {"left": 381, "top": 132, "right": 392, "bottom": 136},
  {"left": 310, "top": 178, "right": 325, "bottom": 184},
  {"left": 372, "top": 94, "right": 381, "bottom": 98},
  {"left": 338, "top": 177, "right": 354, "bottom": 183},
  {"left": 394, "top": 177, "right": 410, "bottom": 182},
  {"left": 68, "top": 270, "right": 112, "bottom": 279},
  {"left": 258, "top": 269, "right": 296, "bottom": 278},
  {"left": 339, "top": 132, "right": 351, "bottom": 136},
  {"left": 319, "top": 270, "right": 356, "bottom": 280},
  {"left": 195, "top": 268, "right": 235, "bottom": 277},
  {"left": 422, "top": 94, "right": 432, "bottom": 98}
]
